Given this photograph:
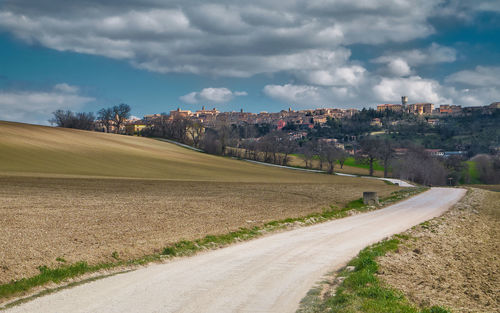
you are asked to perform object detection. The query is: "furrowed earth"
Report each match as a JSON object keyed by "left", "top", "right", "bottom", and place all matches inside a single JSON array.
[{"left": 0, "top": 121, "right": 399, "bottom": 285}]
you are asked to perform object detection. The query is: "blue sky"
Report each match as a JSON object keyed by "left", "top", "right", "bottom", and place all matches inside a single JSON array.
[{"left": 0, "top": 1, "right": 499, "bottom": 124}]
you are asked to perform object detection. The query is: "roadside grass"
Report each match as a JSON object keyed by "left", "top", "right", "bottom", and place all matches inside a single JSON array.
[
  {"left": 0, "top": 187, "right": 426, "bottom": 303},
  {"left": 464, "top": 161, "right": 481, "bottom": 184},
  {"left": 299, "top": 236, "right": 451, "bottom": 313}
]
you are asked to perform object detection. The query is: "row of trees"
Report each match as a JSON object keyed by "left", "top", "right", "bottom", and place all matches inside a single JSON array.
[
  {"left": 50, "top": 104, "right": 131, "bottom": 133},
  {"left": 49, "top": 110, "right": 95, "bottom": 130}
]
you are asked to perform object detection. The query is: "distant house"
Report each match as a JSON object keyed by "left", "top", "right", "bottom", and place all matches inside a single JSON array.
[
  {"left": 377, "top": 104, "right": 402, "bottom": 112},
  {"left": 370, "top": 118, "right": 382, "bottom": 127},
  {"left": 276, "top": 119, "right": 286, "bottom": 130},
  {"left": 125, "top": 122, "right": 147, "bottom": 135},
  {"left": 444, "top": 151, "right": 467, "bottom": 158},
  {"left": 425, "top": 149, "right": 445, "bottom": 157}
]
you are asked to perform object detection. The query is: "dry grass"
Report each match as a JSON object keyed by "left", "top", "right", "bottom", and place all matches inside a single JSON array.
[
  {"left": 0, "top": 122, "right": 400, "bottom": 285},
  {"left": 377, "top": 188, "right": 500, "bottom": 312}
]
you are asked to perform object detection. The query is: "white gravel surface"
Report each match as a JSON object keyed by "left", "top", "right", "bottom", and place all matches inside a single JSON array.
[{"left": 5, "top": 187, "right": 465, "bottom": 313}]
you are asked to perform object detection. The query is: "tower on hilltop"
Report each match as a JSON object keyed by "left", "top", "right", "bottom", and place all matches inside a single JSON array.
[{"left": 401, "top": 96, "right": 408, "bottom": 106}]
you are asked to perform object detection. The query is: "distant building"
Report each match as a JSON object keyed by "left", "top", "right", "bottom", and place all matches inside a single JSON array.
[
  {"left": 425, "top": 149, "right": 444, "bottom": 157},
  {"left": 437, "top": 104, "right": 462, "bottom": 115},
  {"left": 170, "top": 107, "right": 192, "bottom": 119},
  {"left": 125, "top": 122, "right": 147, "bottom": 135},
  {"left": 370, "top": 118, "right": 382, "bottom": 127},
  {"left": 377, "top": 104, "right": 402, "bottom": 112},
  {"left": 489, "top": 102, "right": 500, "bottom": 109},
  {"left": 407, "top": 103, "right": 434, "bottom": 115},
  {"left": 276, "top": 119, "right": 286, "bottom": 130}
]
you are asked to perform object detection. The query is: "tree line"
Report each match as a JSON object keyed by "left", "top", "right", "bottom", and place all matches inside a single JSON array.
[{"left": 49, "top": 104, "right": 131, "bottom": 133}]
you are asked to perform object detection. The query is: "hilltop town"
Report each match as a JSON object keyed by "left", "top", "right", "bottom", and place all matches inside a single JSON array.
[{"left": 116, "top": 97, "right": 500, "bottom": 136}]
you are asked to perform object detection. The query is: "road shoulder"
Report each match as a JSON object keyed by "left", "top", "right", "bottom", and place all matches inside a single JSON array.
[{"left": 298, "top": 187, "right": 498, "bottom": 313}]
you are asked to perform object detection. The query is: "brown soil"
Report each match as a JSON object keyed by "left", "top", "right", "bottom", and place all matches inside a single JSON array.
[
  {"left": 377, "top": 188, "right": 500, "bottom": 312},
  {"left": 0, "top": 175, "right": 398, "bottom": 285}
]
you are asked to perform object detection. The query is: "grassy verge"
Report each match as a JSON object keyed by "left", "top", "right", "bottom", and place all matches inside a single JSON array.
[
  {"left": 298, "top": 232, "right": 450, "bottom": 313},
  {"left": 464, "top": 161, "right": 481, "bottom": 184},
  {"left": 0, "top": 187, "right": 427, "bottom": 304}
]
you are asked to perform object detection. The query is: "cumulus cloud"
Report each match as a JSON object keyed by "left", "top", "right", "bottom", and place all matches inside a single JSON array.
[
  {"left": 180, "top": 87, "right": 247, "bottom": 104},
  {"left": 263, "top": 83, "right": 360, "bottom": 108},
  {"left": 0, "top": 1, "right": 497, "bottom": 109},
  {"left": 372, "top": 76, "right": 449, "bottom": 104},
  {"left": 373, "top": 43, "right": 457, "bottom": 76},
  {"left": 0, "top": 84, "right": 94, "bottom": 124},
  {"left": 374, "top": 43, "right": 457, "bottom": 66},
  {"left": 386, "top": 59, "right": 412, "bottom": 77},
  {"left": 0, "top": 0, "right": 461, "bottom": 78}
]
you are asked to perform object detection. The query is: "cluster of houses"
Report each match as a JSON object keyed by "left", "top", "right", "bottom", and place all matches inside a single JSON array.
[
  {"left": 124, "top": 106, "right": 360, "bottom": 134},
  {"left": 118, "top": 98, "right": 499, "bottom": 135},
  {"left": 377, "top": 97, "right": 500, "bottom": 116}
]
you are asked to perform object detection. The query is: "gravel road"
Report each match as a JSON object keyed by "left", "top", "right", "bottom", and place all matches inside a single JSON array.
[{"left": 5, "top": 187, "right": 465, "bottom": 313}]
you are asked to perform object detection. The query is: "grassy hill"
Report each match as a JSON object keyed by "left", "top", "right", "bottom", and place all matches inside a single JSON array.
[{"left": 0, "top": 121, "right": 362, "bottom": 183}]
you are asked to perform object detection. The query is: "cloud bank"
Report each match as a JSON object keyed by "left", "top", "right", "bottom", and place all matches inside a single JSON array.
[
  {"left": 180, "top": 88, "right": 247, "bottom": 104},
  {"left": 0, "top": 84, "right": 94, "bottom": 124},
  {"left": 0, "top": 0, "right": 498, "bottom": 109}
]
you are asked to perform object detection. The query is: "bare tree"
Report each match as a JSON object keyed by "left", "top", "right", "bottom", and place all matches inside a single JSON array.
[
  {"left": 301, "top": 141, "right": 316, "bottom": 169},
  {"left": 112, "top": 103, "right": 131, "bottom": 134},
  {"left": 323, "top": 144, "right": 341, "bottom": 174},
  {"left": 392, "top": 145, "right": 447, "bottom": 185},
  {"left": 375, "top": 139, "right": 394, "bottom": 178},
  {"left": 278, "top": 132, "right": 298, "bottom": 166},
  {"left": 187, "top": 121, "right": 204, "bottom": 148},
  {"left": 358, "top": 137, "right": 379, "bottom": 176},
  {"left": 97, "top": 107, "right": 114, "bottom": 133},
  {"left": 338, "top": 150, "right": 348, "bottom": 169},
  {"left": 50, "top": 110, "right": 95, "bottom": 130}
]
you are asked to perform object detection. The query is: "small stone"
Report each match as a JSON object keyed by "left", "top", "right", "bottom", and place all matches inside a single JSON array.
[{"left": 345, "top": 266, "right": 355, "bottom": 272}]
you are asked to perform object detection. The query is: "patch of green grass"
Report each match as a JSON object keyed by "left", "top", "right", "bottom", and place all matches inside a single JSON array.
[
  {"left": 318, "top": 237, "right": 451, "bottom": 313},
  {"left": 465, "top": 161, "right": 481, "bottom": 184},
  {"left": 0, "top": 187, "right": 427, "bottom": 303},
  {"left": 340, "top": 157, "right": 385, "bottom": 172},
  {"left": 0, "top": 262, "right": 91, "bottom": 299},
  {"left": 55, "top": 257, "right": 66, "bottom": 263},
  {"left": 111, "top": 251, "right": 120, "bottom": 260}
]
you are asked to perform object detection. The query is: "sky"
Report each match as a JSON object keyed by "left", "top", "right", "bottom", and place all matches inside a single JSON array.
[{"left": 0, "top": 0, "right": 499, "bottom": 125}]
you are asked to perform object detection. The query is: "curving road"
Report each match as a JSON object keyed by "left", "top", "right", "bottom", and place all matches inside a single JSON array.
[{"left": 5, "top": 187, "right": 465, "bottom": 313}]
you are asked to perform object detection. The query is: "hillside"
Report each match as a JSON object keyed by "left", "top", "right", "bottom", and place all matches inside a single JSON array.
[{"left": 0, "top": 121, "right": 362, "bottom": 183}]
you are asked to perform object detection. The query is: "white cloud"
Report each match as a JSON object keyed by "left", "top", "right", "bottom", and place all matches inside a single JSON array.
[
  {"left": 301, "top": 65, "right": 366, "bottom": 86},
  {"left": 373, "top": 43, "right": 457, "bottom": 75},
  {"left": 180, "top": 87, "right": 247, "bottom": 104},
  {"left": 372, "top": 76, "right": 449, "bottom": 104},
  {"left": 263, "top": 83, "right": 360, "bottom": 107},
  {"left": 263, "top": 84, "right": 323, "bottom": 106},
  {"left": 445, "top": 66, "right": 500, "bottom": 87},
  {"left": 386, "top": 58, "right": 411, "bottom": 76},
  {"left": 0, "top": 1, "right": 463, "bottom": 78},
  {"left": 53, "top": 83, "right": 79, "bottom": 93},
  {"left": 0, "top": 84, "right": 94, "bottom": 125}
]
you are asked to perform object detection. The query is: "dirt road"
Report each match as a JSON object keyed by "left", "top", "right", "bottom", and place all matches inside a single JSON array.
[{"left": 5, "top": 187, "right": 465, "bottom": 313}]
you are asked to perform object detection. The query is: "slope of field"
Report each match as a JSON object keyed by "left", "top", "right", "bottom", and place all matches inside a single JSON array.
[
  {"left": 0, "top": 121, "right": 400, "bottom": 287},
  {"left": 0, "top": 121, "right": 357, "bottom": 182}
]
